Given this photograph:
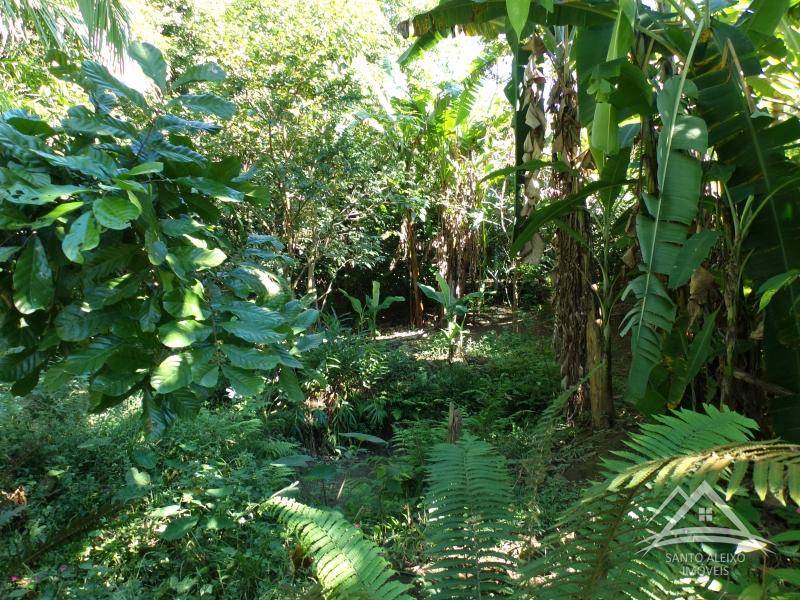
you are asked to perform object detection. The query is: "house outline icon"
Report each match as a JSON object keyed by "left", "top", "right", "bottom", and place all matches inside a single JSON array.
[{"left": 639, "top": 480, "right": 770, "bottom": 555}]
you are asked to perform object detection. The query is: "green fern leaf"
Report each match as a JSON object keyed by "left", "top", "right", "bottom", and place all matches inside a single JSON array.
[
  {"left": 424, "top": 434, "right": 516, "bottom": 599},
  {"left": 266, "top": 496, "right": 412, "bottom": 600}
]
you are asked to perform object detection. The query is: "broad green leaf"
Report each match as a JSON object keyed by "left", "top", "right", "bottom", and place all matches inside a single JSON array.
[
  {"left": 0, "top": 245, "right": 20, "bottom": 263},
  {"left": 295, "top": 334, "right": 324, "bottom": 353},
  {"left": 173, "top": 63, "right": 226, "bottom": 87},
  {"left": 124, "top": 162, "right": 163, "bottom": 177},
  {"left": 173, "top": 62, "right": 226, "bottom": 87},
  {"left": 506, "top": 0, "right": 531, "bottom": 39},
  {"left": 202, "top": 515, "right": 235, "bottom": 530},
  {"left": 757, "top": 270, "right": 800, "bottom": 312},
  {"left": 176, "top": 176, "right": 243, "bottom": 202},
  {"left": 133, "top": 448, "right": 157, "bottom": 470},
  {"left": 4, "top": 108, "right": 54, "bottom": 135},
  {"left": 418, "top": 283, "right": 443, "bottom": 304},
  {"left": 158, "top": 320, "right": 212, "bottom": 348},
  {"left": 742, "top": 0, "right": 791, "bottom": 36},
  {"left": 55, "top": 304, "right": 109, "bottom": 341},
  {"left": 33, "top": 150, "right": 117, "bottom": 180},
  {"left": 339, "top": 432, "right": 387, "bottom": 445},
  {"left": 155, "top": 114, "right": 221, "bottom": 134},
  {"left": 152, "top": 139, "right": 207, "bottom": 165},
  {"left": 126, "top": 467, "right": 151, "bottom": 488},
  {"left": 82, "top": 60, "right": 148, "bottom": 109},
  {"left": 668, "top": 230, "right": 721, "bottom": 288},
  {"left": 61, "top": 105, "right": 136, "bottom": 138},
  {"left": 167, "top": 247, "right": 227, "bottom": 272},
  {"left": 623, "top": 62, "right": 707, "bottom": 403},
  {"left": 62, "top": 337, "right": 120, "bottom": 375},
  {"left": 2, "top": 182, "right": 90, "bottom": 205},
  {"left": 270, "top": 454, "right": 312, "bottom": 467},
  {"left": 272, "top": 346, "right": 302, "bottom": 368},
  {"left": 170, "top": 93, "right": 236, "bottom": 119},
  {"left": 222, "top": 345, "right": 280, "bottom": 370},
  {"left": 223, "top": 301, "right": 284, "bottom": 326},
  {"left": 139, "top": 296, "right": 162, "bottom": 332},
  {"left": 63, "top": 211, "right": 100, "bottom": 263},
  {"left": 149, "top": 505, "right": 182, "bottom": 519},
  {"left": 188, "top": 347, "right": 218, "bottom": 387},
  {"left": 129, "top": 42, "right": 168, "bottom": 91},
  {"left": 222, "top": 365, "right": 265, "bottom": 397},
  {"left": 160, "top": 516, "right": 198, "bottom": 541},
  {"left": 13, "top": 236, "right": 53, "bottom": 314},
  {"left": 165, "top": 388, "right": 204, "bottom": 418},
  {"left": 163, "top": 288, "right": 207, "bottom": 320},
  {"left": 591, "top": 102, "right": 619, "bottom": 158},
  {"left": 90, "top": 370, "right": 143, "bottom": 397},
  {"left": 221, "top": 320, "right": 286, "bottom": 344},
  {"left": 151, "top": 353, "right": 192, "bottom": 394},
  {"left": 0, "top": 350, "right": 44, "bottom": 383},
  {"left": 279, "top": 367, "right": 304, "bottom": 402},
  {"left": 293, "top": 309, "right": 319, "bottom": 333},
  {"left": 93, "top": 196, "right": 141, "bottom": 229},
  {"left": 29, "top": 201, "right": 84, "bottom": 228},
  {"left": 145, "top": 230, "right": 167, "bottom": 266}
]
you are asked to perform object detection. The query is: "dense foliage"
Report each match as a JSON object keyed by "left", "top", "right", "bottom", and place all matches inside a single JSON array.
[{"left": 2, "top": 0, "right": 800, "bottom": 598}]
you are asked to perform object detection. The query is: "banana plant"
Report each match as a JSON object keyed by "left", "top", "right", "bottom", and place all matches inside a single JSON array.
[
  {"left": 418, "top": 273, "right": 484, "bottom": 363},
  {"left": 341, "top": 281, "right": 404, "bottom": 337}
]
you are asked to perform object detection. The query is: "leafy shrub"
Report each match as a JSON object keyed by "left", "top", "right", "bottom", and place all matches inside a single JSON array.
[
  {"left": 0, "top": 44, "right": 318, "bottom": 434},
  {"left": 419, "top": 273, "right": 484, "bottom": 362},
  {"left": 0, "top": 389, "right": 308, "bottom": 598},
  {"left": 514, "top": 257, "right": 553, "bottom": 308},
  {"left": 341, "top": 281, "right": 404, "bottom": 337}
]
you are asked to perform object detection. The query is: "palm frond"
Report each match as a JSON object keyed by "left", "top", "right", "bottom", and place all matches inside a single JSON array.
[
  {"left": 453, "top": 43, "right": 505, "bottom": 126},
  {"left": 74, "top": 0, "right": 130, "bottom": 61},
  {"left": 0, "top": 0, "right": 129, "bottom": 60}
]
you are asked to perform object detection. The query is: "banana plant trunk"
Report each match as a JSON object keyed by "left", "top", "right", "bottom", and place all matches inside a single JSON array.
[
  {"left": 550, "top": 32, "right": 590, "bottom": 418},
  {"left": 405, "top": 208, "right": 424, "bottom": 328}
]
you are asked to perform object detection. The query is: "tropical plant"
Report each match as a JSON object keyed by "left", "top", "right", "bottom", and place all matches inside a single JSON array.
[
  {"left": 522, "top": 405, "right": 800, "bottom": 598},
  {"left": 0, "top": 44, "right": 318, "bottom": 434},
  {"left": 399, "top": 0, "right": 800, "bottom": 436},
  {"left": 423, "top": 434, "right": 516, "bottom": 599},
  {"left": 341, "top": 281, "right": 404, "bottom": 337},
  {"left": 266, "top": 495, "right": 413, "bottom": 600},
  {"left": 418, "top": 273, "right": 484, "bottom": 362},
  {"left": 0, "top": 0, "right": 130, "bottom": 59}
]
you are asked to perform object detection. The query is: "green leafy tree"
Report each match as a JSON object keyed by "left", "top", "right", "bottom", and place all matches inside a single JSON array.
[{"left": 0, "top": 44, "right": 318, "bottom": 435}]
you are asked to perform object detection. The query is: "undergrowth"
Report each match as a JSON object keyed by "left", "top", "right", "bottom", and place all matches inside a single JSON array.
[{"left": 1, "top": 326, "right": 561, "bottom": 598}]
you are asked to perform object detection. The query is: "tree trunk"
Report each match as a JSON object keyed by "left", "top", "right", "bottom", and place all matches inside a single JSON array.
[
  {"left": 549, "top": 32, "right": 591, "bottom": 418},
  {"left": 405, "top": 209, "right": 423, "bottom": 328},
  {"left": 587, "top": 306, "right": 613, "bottom": 428}
]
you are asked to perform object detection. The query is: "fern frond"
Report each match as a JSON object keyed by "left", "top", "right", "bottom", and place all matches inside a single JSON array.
[
  {"left": 424, "top": 434, "right": 517, "bottom": 598},
  {"left": 525, "top": 374, "right": 592, "bottom": 496},
  {"left": 522, "top": 405, "right": 800, "bottom": 599},
  {"left": 267, "top": 496, "right": 412, "bottom": 600}
]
